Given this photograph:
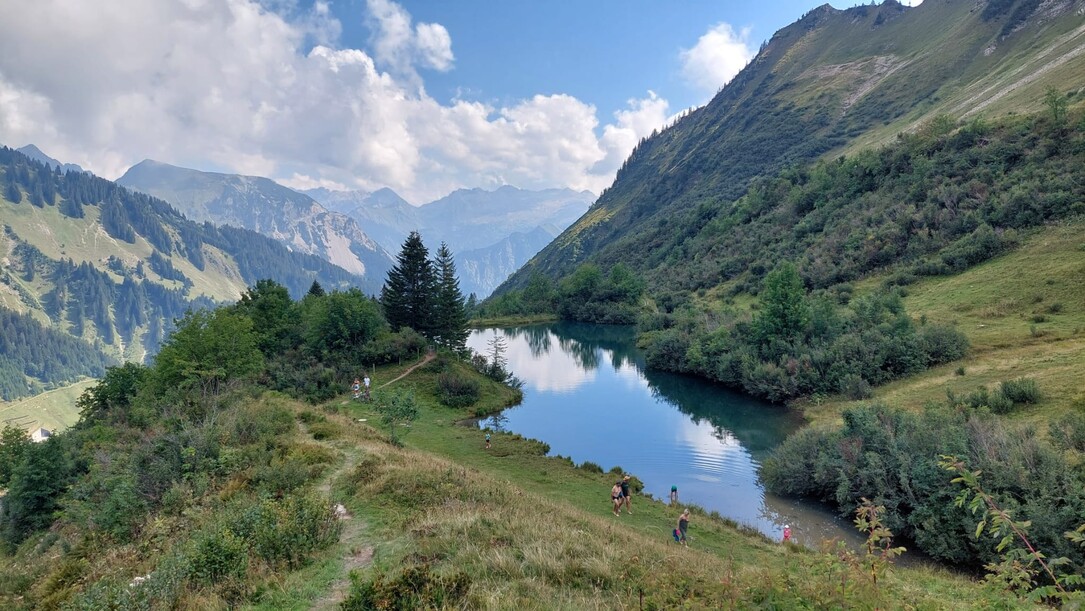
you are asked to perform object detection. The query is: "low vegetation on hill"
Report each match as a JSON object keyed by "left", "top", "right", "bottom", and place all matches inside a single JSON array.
[{"left": 0, "top": 228, "right": 1057, "bottom": 607}]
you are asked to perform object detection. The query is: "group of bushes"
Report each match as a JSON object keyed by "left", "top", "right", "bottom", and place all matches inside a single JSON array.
[
  {"left": 639, "top": 263, "right": 969, "bottom": 403},
  {"left": 479, "top": 263, "right": 645, "bottom": 324},
  {"left": 761, "top": 400, "right": 1085, "bottom": 573},
  {"left": 947, "top": 377, "right": 1042, "bottom": 414}
]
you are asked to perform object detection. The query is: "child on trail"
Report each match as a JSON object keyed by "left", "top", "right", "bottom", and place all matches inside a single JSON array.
[
  {"left": 351, "top": 378, "right": 361, "bottom": 399},
  {"left": 611, "top": 481, "right": 623, "bottom": 517},
  {"left": 485, "top": 432, "right": 491, "bottom": 449},
  {"left": 363, "top": 375, "right": 371, "bottom": 400},
  {"left": 676, "top": 509, "right": 690, "bottom": 546}
]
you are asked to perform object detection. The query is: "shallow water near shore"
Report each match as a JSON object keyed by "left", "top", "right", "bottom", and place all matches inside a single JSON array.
[{"left": 468, "top": 322, "right": 869, "bottom": 550}]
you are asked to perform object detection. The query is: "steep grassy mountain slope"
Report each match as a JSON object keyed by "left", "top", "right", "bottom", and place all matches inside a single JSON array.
[
  {"left": 118, "top": 160, "right": 392, "bottom": 287},
  {"left": 500, "top": 0, "right": 1085, "bottom": 292},
  {"left": 0, "top": 146, "right": 361, "bottom": 397}
]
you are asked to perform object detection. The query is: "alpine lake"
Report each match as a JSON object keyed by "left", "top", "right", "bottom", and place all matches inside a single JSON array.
[{"left": 466, "top": 322, "right": 874, "bottom": 550}]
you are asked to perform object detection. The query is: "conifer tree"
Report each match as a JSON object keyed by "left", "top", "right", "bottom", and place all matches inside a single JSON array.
[
  {"left": 433, "top": 243, "right": 468, "bottom": 352},
  {"left": 307, "top": 280, "right": 325, "bottom": 297},
  {"left": 380, "top": 231, "right": 436, "bottom": 338}
]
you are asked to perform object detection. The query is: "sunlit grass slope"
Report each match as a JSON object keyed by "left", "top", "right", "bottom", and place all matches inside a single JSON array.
[{"left": 803, "top": 219, "right": 1085, "bottom": 426}]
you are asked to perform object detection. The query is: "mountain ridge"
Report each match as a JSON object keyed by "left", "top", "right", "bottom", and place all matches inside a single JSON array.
[
  {"left": 118, "top": 160, "right": 394, "bottom": 282},
  {"left": 498, "top": 0, "right": 1085, "bottom": 293}
]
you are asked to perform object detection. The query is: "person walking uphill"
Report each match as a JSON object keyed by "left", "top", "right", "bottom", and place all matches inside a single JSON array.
[
  {"left": 611, "top": 481, "right": 623, "bottom": 517},
  {"left": 620, "top": 475, "right": 633, "bottom": 515},
  {"left": 676, "top": 509, "right": 690, "bottom": 546}
]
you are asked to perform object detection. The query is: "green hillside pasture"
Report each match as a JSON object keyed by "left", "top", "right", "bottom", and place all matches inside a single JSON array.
[
  {"left": 804, "top": 221, "right": 1085, "bottom": 426},
  {"left": 2, "top": 197, "right": 244, "bottom": 303},
  {"left": 0, "top": 378, "right": 92, "bottom": 433}
]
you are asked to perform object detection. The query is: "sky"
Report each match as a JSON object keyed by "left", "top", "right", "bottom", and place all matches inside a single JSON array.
[{"left": 0, "top": 0, "right": 917, "bottom": 204}]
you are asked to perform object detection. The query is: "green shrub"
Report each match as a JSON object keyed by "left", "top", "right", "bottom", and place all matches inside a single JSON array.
[
  {"left": 297, "top": 410, "right": 325, "bottom": 424},
  {"left": 190, "top": 529, "right": 247, "bottom": 583},
  {"left": 246, "top": 495, "right": 340, "bottom": 569},
  {"left": 436, "top": 371, "right": 481, "bottom": 408},
  {"left": 579, "top": 461, "right": 604, "bottom": 474},
  {"left": 252, "top": 458, "right": 309, "bottom": 496},
  {"left": 918, "top": 323, "right": 970, "bottom": 364},
  {"left": 839, "top": 374, "right": 873, "bottom": 400},
  {"left": 307, "top": 421, "right": 342, "bottom": 441},
  {"left": 999, "top": 377, "right": 1042, "bottom": 404},
  {"left": 342, "top": 564, "right": 470, "bottom": 610},
  {"left": 1049, "top": 412, "right": 1085, "bottom": 452}
]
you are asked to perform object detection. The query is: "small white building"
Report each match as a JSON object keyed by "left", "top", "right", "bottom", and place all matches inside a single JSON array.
[{"left": 29, "top": 427, "right": 52, "bottom": 443}]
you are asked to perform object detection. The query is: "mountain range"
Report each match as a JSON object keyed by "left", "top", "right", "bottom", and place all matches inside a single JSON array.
[
  {"left": 0, "top": 146, "right": 363, "bottom": 399},
  {"left": 305, "top": 185, "right": 594, "bottom": 297},
  {"left": 115, "top": 160, "right": 593, "bottom": 299},
  {"left": 117, "top": 160, "right": 393, "bottom": 282}
]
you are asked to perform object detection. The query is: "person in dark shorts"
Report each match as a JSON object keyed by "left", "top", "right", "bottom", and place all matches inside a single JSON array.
[
  {"left": 620, "top": 475, "right": 633, "bottom": 515},
  {"left": 611, "top": 481, "right": 623, "bottom": 516},
  {"left": 677, "top": 509, "right": 690, "bottom": 546}
]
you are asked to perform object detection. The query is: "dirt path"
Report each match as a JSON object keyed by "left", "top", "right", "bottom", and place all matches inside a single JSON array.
[
  {"left": 377, "top": 350, "right": 435, "bottom": 388},
  {"left": 308, "top": 351, "right": 435, "bottom": 609},
  {"left": 310, "top": 444, "right": 373, "bottom": 611}
]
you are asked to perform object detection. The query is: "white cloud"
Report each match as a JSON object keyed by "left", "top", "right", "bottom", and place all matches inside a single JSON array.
[
  {"left": 680, "top": 23, "right": 755, "bottom": 96},
  {"left": 0, "top": 0, "right": 667, "bottom": 203}
]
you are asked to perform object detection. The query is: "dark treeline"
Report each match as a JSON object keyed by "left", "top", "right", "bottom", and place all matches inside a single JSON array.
[{"left": 0, "top": 308, "right": 115, "bottom": 400}]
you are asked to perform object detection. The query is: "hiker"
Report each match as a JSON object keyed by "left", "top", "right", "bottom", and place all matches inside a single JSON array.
[
  {"left": 485, "top": 431, "right": 491, "bottom": 449},
  {"left": 783, "top": 524, "right": 792, "bottom": 543},
  {"left": 363, "top": 374, "right": 371, "bottom": 400},
  {"left": 351, "top": 377, "right": 361, "bottom": 399},
  {"left": 620, "top": 475, "right": 633, "bottom": 515},
  {"left": 611, "top": 481, "right": 623, "bottom": 516},
  {"left": 677, "top": 509, "right": 690, "bottom": 546},
  {"left": 670, "top": 484, "right": 678, "bottom": 504}
]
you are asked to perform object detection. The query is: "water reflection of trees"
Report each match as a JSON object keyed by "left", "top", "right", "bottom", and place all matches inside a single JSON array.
[
  {"left": 508, "top": 322, "right": 643, "bottom": 372},
  {"left": 642, "top": 369, "right": 800, "bottom": 456},
  {"left": 481, "top": 322, "right": 801, "bottom": 455}
]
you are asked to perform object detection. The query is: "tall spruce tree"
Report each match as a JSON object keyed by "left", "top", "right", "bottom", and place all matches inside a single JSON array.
[
  {"left": 380, "top": 231, "right": 436, "bottom": 338},
  {"left": 433, "top": 243, "right": 468, "bottom": 352}
]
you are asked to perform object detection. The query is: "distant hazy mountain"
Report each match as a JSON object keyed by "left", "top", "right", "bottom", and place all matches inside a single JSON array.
[
  {"left": 118, "top": 161, "right": 393, "bottom": 283},
  {"left": 16, "top": 144, "right": 85, "bottom": 174},
  {"left": 306, "top": 185, "right": 594, "bottom": 297},
  {"left": 0, "top": 146, "right": 362, "bottom": 399},
  {"left": 304, "top": 187, "right": 420, "bottom": 256}
]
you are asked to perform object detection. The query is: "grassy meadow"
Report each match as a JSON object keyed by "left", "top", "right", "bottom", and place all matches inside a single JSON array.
[{"left": 801, "top": 219, "right": 1085, "bottom": 428}]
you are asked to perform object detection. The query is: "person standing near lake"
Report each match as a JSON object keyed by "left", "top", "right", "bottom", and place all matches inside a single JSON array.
[
  {"left": 611, "top": 481, "right": 623, "bottom": 517},
  {"left": 677, "top": 509, "right": 690, "bottom": 546},
  {"left": 620, "top": 475, "right": 633, "bottom": 515},
  {"left": 670, "top": 484, "right": 678, "bottom": 504},
  {"left": 485, "top": 432, "right": 491, "bottom": 449}
]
